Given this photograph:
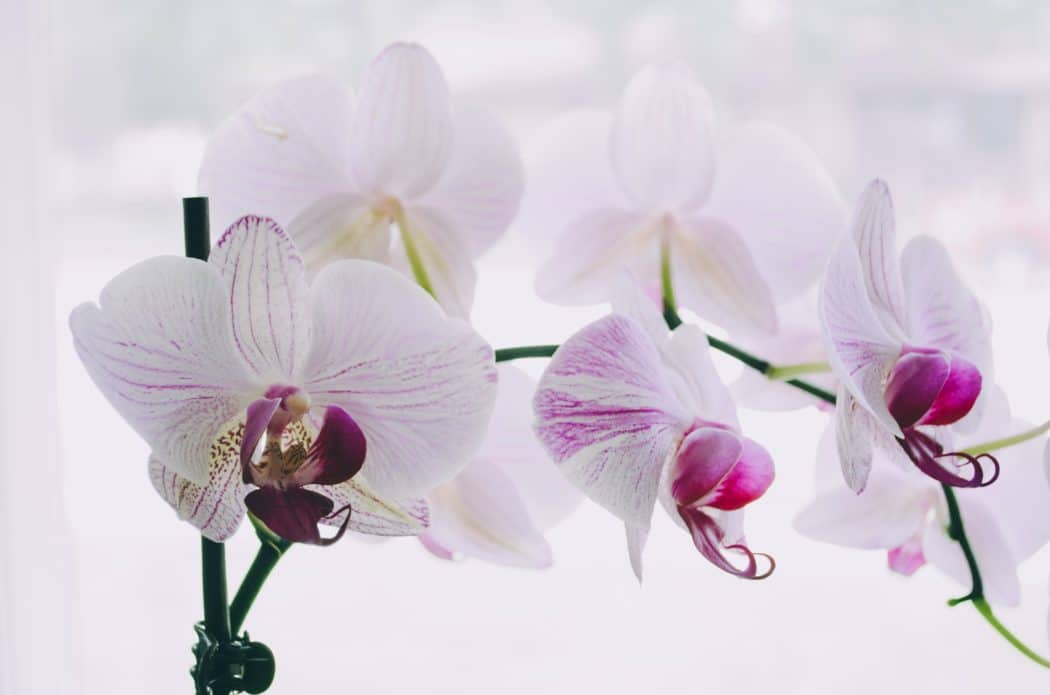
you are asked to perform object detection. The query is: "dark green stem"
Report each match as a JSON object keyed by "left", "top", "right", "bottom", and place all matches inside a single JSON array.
[
  {"left": 230, "top": 537, "right": 292, "bottom": 636},
  {"left": 200, "top": 537, "right": 232, "bottom": 644},
  {"left": 494, "top": 345, "right": 559, "bottom": 362}
]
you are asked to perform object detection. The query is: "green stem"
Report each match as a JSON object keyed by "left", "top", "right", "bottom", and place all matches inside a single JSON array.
[
  {"left": 972, "top": 598, "right": 1050, "bottom": 669},
  {"left": 766, "top": 361, "right": 833, "bottom": 380},
  {"left": 495, "top": 345, "right": 559, "bottom": 362},
  {"left": 961, "top": 420, "right": 1050, "bottom": 457},
  {"left": 229, "top": 538, "right": 292, "bottom": 636},
  {"left": 393, "top": 206, "right": 436, "bottom": 299},
  {"left": 200, "top": 537, "right": 232, "bottom": 643}
]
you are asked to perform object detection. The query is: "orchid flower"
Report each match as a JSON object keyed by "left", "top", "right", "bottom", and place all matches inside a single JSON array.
[
  {"left": 421, "top": 365, "right": 581, "bottom": 568},
  {"left": 796, "top": 389, "right": 1050, "bottom": 606},
  {"left": 198, "top": 42, "right": 524, "bottom": 318},
  {"left": 71, "top": 215, "right": 497, "bottom": 544},
  {"left": 532, "top": 280, "right": 775, "bottom": 580},
  {"left": 820, "top": 179, "right": 995, "bottom": 492},
  {"left": 526, "top": 60, "right": 845, "bottom": 335}
]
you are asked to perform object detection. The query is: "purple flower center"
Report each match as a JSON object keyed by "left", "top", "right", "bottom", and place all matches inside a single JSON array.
[{"left": 239, "top": 385, "right": 367, "bottom": 545}]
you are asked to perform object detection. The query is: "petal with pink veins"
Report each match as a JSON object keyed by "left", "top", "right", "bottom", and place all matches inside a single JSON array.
[
  {"left": 241, "top": 397, "right": 281, "bottom": 478},
  {"left": 415, "top": 101, "right": 524, "bottom": 256},
  {"left": 704, "top": 123, "right": 847, "bottom": 299},
  {"left": 849, "top": 180, "right": 908, "bottom": 336},
  {"left": 610, "top": 62, "right": 716, "bottom": 213},
  {"left": 320, "top": 478, "right": 429, "bottom": 537},
  {"left": 149, "top": 451, "right": 247, "bottom": 542},
  {"left": 820, "top": 235, "right": 903, "bottom": 439},
  {"left": 209, "top": 216, "right": 312, "bottom": 383},
  {"left": 70, "top": 256, "right": 256, "bottom": 484},
  {"left": 535, "top": 208, "right": 653, "bottom": 306},
  {"left": 198, "top": 73, "right": 356, "bottom": 233},
  {"left": 348, "top": 43, "right": 454, "bottom": 200},
  {"left": 671, "top": 216, "right": 778, "bottom": 335},
  {"left": 533, "top": 314, "right": 690, "bottom": 528},
  {"left": 661, "top": 324, "right": 741, "bottom": 430},
  {"left": 302, "top": 260, "right": 497, "bottom": 498}
]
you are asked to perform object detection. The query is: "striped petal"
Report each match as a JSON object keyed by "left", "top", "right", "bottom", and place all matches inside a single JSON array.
[
  {"left": 209, "top": 216, "right": 312, "bottom": 383},
  {"left": 302, "top": 260, "right": 497, "bottom": 498},
  {"left": 70, "top": 256, "right": 255, "bottom": 484},
  {"left": 849, "top": 180, "right": 908, "bottom": 336},
  {"left": 533, "top": 315, "right": 690, "bottom": 528},
  {"left": 320, "top": 478, "right": 429, "bottom": 537}
]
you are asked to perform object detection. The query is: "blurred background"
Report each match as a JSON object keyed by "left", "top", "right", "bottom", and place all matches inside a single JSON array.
[{"left": 3, "top": 1, "right": 1050, "bottom": 693}]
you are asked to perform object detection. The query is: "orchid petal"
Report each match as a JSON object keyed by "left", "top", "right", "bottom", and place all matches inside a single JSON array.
[
  {"left": 423, "top": 457, "right": 553, "bottom": 569},
  {"left": 900, "top": 235, "right": 993, "bottom": 374},
  {"left": 923, "top": 498, "right": 1021, "bottom": 606},
  {"left": 670, "top": 426, "right": 743, "bottom": 507},
  {"left": 291, "top": 405, "right": 367, "bottom": 486},
  {"left": 198, "top": 73, "right": 355, "bottom": 232},
  {"left": 885, "top": 349, "right": 952, "bottom": 430},
  {"left": 320, "top": 478, "right": 429, "bottom": 536},
  {"left": 662, "top": 324, "right": 741, "bottom": 430},
  {"left": 246, "top": 486, "right": 348, "bottom": 546},
  {"left": 887, "top": 533, "right": 926, "bottom": 576},
  {"left": 834, "top": 389, "right": 877, "bottom": 493},
  {"left": 707, "top": 437, "right": 775, "bottom": 511},
  {"left": 70, "top": 256, "right": 254, "bottom": 484},
  {"left": 625, "top": 523, "right": 650, "bottom": 582},
  {"left": 288, "top": 194, "right": 389, "bottom": 273},
  {"left": 610, "top": 62, "right": 716, "bottom": 213},
  {"left": 918, "top": 352, "right": 982, "bottom": 427},
  {"left": 820, "top": 235, "right": 902, "bottom": 438},
  {"left": 518, "top": 110, "right": 628, "bottom": 252},
  {"left": 704, "top": 123, "right": 847, "bottom": 298},
  {"left": 149, "top": 452, "right": 247, "bottom": 542},
  {"left": 671, "top": 216, "right": 778, "bottom": 335},
  {"left": 302, "top": 260, "right": 496, "bottom": 498},
  {"left": 416, "top": 101, "right": 524, "bottom": 256},
  {"left": 533, "top": 315, "right": 689, "bottom": 528},
  {"left": 392, "top": 209, "right": 477, "bottom": 319},
  {"left": 241, "top": 397, "right": 280, "bottom": 479},
  {"left": 477, "top": 366, "right": 581, "bottom": 531},
  {"left": 534, "top": 208, "right": 652, "bottom": 305},
  {"left": 850, "top": 180, "right": 908, "bottom": 335},
  {"left": 209, "top": 216, "right": 312, "bottom": 383},
  {"left": 348, "top": 43, "right": 453, "bottom": 199},
  {"left": 795, "top": 465, "right": 931, "bottom": 550}
]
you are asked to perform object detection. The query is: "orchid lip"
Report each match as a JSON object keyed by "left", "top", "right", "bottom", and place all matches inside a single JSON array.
[
  {"left": 679, "top": 506, "right": 775, "bottom": 580},
  {"left": 885, "top": 346, "right": 981, "bottom": 430},
  {"left": 896, "top": 429, "right": 1000, "bottom": 488}
]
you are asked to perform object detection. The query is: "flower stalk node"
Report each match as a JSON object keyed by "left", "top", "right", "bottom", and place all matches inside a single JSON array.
[{"left": 191, "top": 622, "right": 276, "bottom": 695}]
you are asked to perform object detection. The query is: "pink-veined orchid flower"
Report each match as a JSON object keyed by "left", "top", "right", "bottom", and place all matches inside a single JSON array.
[
  {"left": 820, "top": 179, "right": 995, "bottom": 492},
  {"left": 198, "top": 42, "right": 524, "bottom": 319},
  {"left": 796, "top": 389, "right": 1050, "bottom": 606},
  {"left": 71, "top": 216, "right": 497, "bottom": 544},
  {"left": 532, "top": 280, "right": 775, "bottom": 580},
  {"left": 420, "top": 365, "right": 581, "bottom": 568},
  {"left": 524, "top": 61, "right": 846, "bottom": 336}
]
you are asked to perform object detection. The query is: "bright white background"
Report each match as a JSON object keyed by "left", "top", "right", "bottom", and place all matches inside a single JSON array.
[{"left": 4, "top": 1, "right": 1050, "bottom": 693}]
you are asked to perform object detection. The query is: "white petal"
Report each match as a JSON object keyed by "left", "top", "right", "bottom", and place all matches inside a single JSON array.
[
  {"left": 288, "top": 194, "right": 390, "bottom": 274},
  {"left": 626, "top": 523, "right": 649, "bottom": 582},
  {"left": 704, "top": 123, "right": 847, "bottom": 299},
  {"left": 849, "top": 180, "right": 908, "bottom": 336},
  {"left": 320, "top": 478, "right": 429, "bottom": 536},
  {"left": 198, "top": 73, "right": 355, "bottom": 232},
  {"left": 835, "top": 388, "right": 876, "bottom": 493},
  {"left": 610, "top": 62, "right": 716, "bottom": 213},
  {"left": 148, "top": 443, "right": 246, "bottom": 541},
  {"left": 477, "top": 365, "right": 582, "bottom": 531},
  {"left": 671, "top": 216, "right": 778, "bottom": 335},
  {"left": 302, "top": 260, "right": 497, "bottom": 498},
  {"left": 70, "top": 256, "right": 255, "bottom": 484},
  {"left": 923, "top": 498, "right": 1021, "bottom": 606},
  {"left": 662, "top": 324, "right": 740, "bottom": 429},
  {"left": 423, "top": 457, "right": 553, "bottom": 569},
  {"left": 901, "top": 235, "right": 993, "bottom": 374},
  {"left": 392, "top": 209, "right": 477, "bottom": 319},
  {"left": 795, "top": 467, "right": 931, "bottom": 550},
  {"left": 416, "top": 101, "right": 524, "bottom": 256},
  {"left": 209, "top": 216, "right": 312, "bottom": 383},
  {"left": 535, "top": 208, "right": 654, "bottom": 305},
  {"left": 518, "top": 110, "right": 628, "bottom": 253},
  {"left": 609, "top": 273, "right": 670, "bottom": 347},
  {"left": 533, "top": 315, "right": 689, "bottom": 527},
  {"left": 819, "top": 235, "right": 902, "bottom": 437},
  {"left": 349, "top": 43, "right": 454, "bottom": 199}
]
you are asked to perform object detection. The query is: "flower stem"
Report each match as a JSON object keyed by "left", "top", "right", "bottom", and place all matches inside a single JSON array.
[
  {"left": 229, "top": 537, "right": 292, "bottom": 636},
  {"left": 200, "top": 537, "right": 232, "bottom": 644},
  {"left": 972, "top": 598, "right": 1050, "bottom": 669},
  {"left": 766, "top": 361, "right": 833, "bottom": 380},
  {"left": 392, "top": 205, "right": 437, "bottom": 299},
  {"left": 960, "top": 420, "right": 1050, "bottom": 457},
  {"left": 494, "top": 345, "right": 559, "bottom": 362}
]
